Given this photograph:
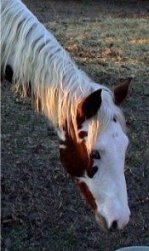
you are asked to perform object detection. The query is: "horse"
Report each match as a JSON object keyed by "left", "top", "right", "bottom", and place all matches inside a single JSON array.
[{"left": 1, "top": 0, "right": 132, "bottom": 231}]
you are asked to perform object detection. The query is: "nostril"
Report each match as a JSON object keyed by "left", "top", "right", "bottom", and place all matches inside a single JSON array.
[{"left": 110, "top": 220, "right": 118, "bottom": 231}]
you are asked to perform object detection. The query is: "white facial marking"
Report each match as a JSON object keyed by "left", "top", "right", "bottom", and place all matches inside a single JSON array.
[{"left": 81, "top": 120, "right": 130, "bottom": 230}]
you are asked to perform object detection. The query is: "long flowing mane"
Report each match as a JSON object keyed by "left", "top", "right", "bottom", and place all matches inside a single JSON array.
[{"left": 1, "top": 0, "right": 125, "bottom": 151}]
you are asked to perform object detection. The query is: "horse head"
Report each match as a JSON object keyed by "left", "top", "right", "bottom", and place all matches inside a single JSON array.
[{"left": 59, "top": 78, "right": 131, "bottom": 231}]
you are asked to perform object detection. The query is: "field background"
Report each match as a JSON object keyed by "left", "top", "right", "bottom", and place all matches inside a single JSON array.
[{"left": 2, "top": 0, "right": 149, "bottom": 250}]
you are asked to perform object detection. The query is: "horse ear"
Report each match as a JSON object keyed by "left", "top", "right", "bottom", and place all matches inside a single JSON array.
[
  {"left": 113, "top": 78, "right": 132, "bottom": 105},
  {"left": 77, "top": 89, "right": 102, "bottom": 124}
]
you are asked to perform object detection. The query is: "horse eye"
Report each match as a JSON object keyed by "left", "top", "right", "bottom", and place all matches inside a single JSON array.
[
  {"left": 91, "top": 150, "right": 101, "bottom": 159},
  {"left": 89, "top": 166, "right": 98, "bottom": 178}
]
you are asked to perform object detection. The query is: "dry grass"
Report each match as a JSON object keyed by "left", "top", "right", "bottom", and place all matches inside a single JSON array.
[{"left": 46, "top": 17, "right": 149, "bottom": 82}]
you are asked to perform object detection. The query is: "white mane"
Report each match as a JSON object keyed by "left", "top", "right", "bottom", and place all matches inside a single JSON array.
[{"left": 1, "top": 0, "right": 125, "bottom": 151}]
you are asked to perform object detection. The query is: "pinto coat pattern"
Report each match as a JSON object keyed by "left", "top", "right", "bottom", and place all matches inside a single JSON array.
[{"left": 1, "top": 0, "right": 132, "bottom": 230}]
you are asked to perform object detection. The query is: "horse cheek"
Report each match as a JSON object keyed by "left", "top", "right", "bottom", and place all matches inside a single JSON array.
[{"left": 59, "top": 141, "right": 89, "bottom": 178}]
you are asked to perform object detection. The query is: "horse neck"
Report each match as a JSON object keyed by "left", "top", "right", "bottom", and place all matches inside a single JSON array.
[{"left": 1, "top": 0, "right": 102, "bottom": 132}]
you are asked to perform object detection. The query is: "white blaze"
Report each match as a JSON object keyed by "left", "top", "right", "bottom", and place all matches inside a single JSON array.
[{"left": 79, "top": 119, "right": 130, "bottom": 230}]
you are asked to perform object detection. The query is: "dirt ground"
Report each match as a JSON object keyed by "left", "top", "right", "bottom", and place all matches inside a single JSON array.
[{"left": 1, "top": 0, "right": 149, "bottom": 250}]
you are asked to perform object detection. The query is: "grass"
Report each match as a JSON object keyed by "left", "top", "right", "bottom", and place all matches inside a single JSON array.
[{"left": 46, "top": 17, "right": 149, "bottom": 82}]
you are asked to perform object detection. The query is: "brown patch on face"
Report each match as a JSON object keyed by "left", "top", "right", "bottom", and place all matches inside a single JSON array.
[
  {"left": 59, "top": 122, "right": 91, "bottom": 177},
  {"left": 77, "top": 181, "right": 97, "bottom": 211},
  {"left": 59, "top": 120, "right": 99, "bottom": 211}
]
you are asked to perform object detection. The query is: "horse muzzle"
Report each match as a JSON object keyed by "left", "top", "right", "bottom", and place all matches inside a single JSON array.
[{"left": 95, "top": 207, "right": 131, "bottom": 231}]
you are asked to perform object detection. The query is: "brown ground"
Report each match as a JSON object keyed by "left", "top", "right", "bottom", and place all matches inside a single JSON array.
[{"left": 2, "top": 1, "right": 149, "bottom": 250}]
